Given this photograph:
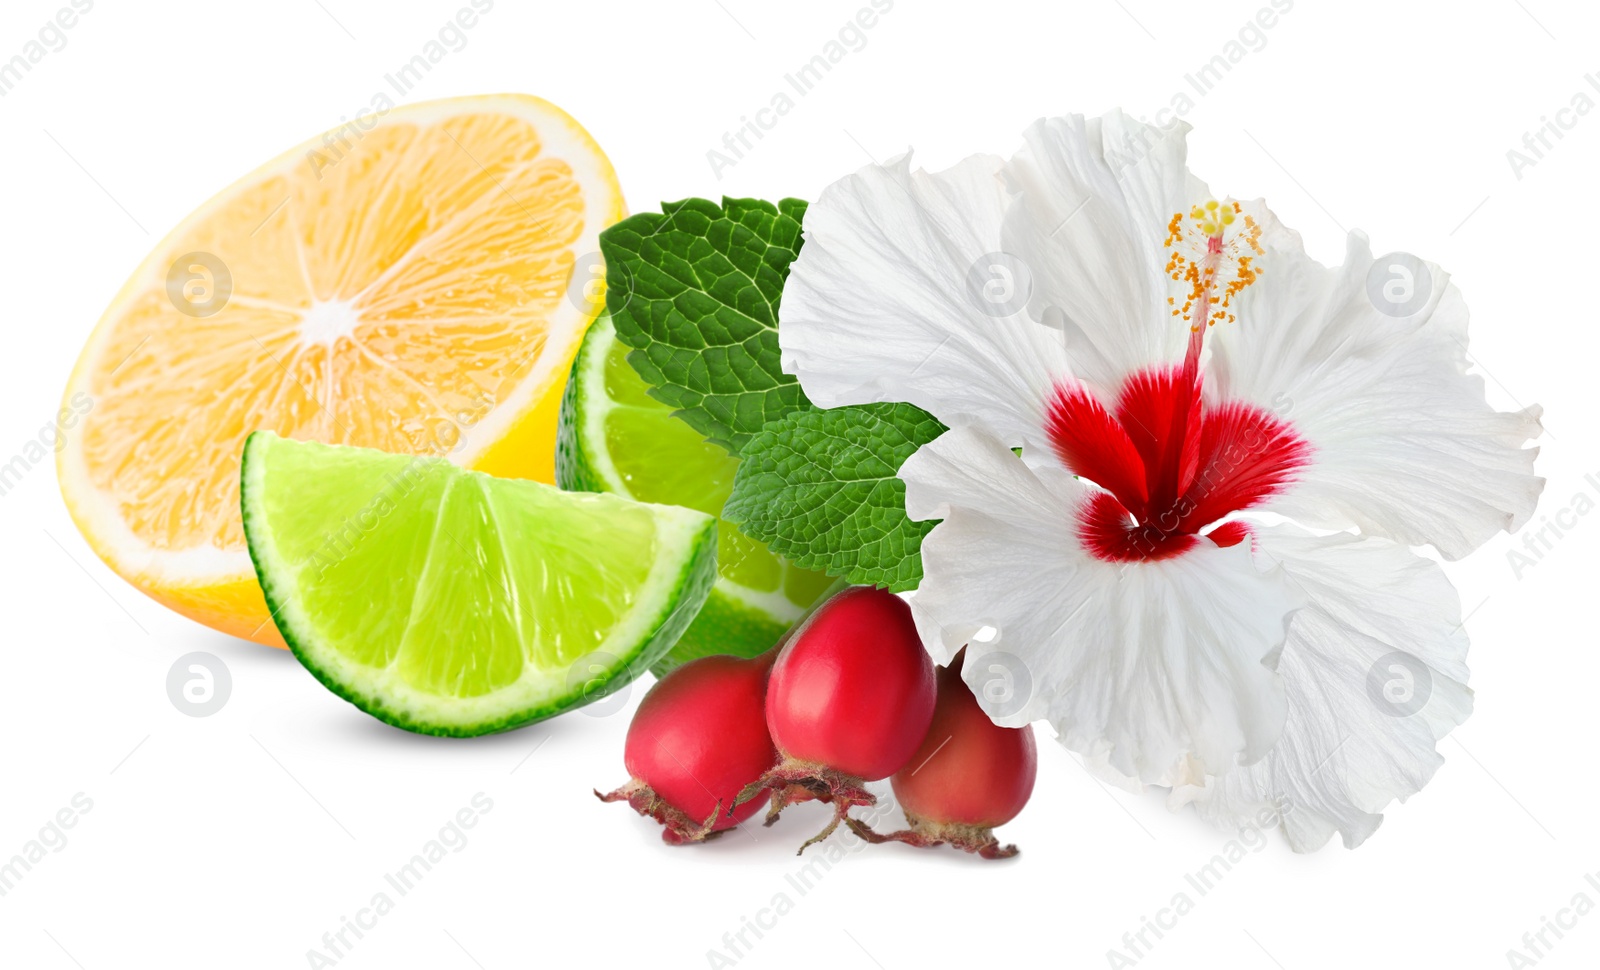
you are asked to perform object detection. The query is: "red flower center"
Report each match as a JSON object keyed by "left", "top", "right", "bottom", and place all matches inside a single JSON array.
[
  {"left": 1045, "top": 365, "right": 1309, "bottom": 562},
  {"left": 1042, "top": 198, "right": 1305, "bottom": 561}
]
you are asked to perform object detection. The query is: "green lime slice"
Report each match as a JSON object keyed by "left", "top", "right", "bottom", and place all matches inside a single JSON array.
[
  {"left": 241, "top": 431, "right": 716, "bottom": 736},
  {"left": 556, "top": 314, "right": 836, "bottom": 674}
]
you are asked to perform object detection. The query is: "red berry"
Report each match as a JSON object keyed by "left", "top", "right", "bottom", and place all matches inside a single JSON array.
[
  {"left": 744, "top": 586, "right": 937, "bottom": 852},
  {"left": 597, "top": 651, "right": 777, "bottom": 844},
  {"left": 852, "top": 650, "right": 1037, "bottom": 859}
]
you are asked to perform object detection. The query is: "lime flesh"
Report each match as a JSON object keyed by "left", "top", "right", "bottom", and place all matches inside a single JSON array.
[
  {"left": 242, "top": 432, "right": 716, "bottom": 735},
  {"left": 556, "top": 315, "right": 835, "bottom": 673}
]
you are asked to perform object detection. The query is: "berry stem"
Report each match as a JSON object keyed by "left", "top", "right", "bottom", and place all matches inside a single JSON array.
[
  {"left": 735, "top": 757, "right": 879, "bottom": 854},
  {"left": 596, "top": 781, "right": 725, "bottom": 845},
  {"left": 845, "top": 813, "right": 1020, "bottom": 860}
]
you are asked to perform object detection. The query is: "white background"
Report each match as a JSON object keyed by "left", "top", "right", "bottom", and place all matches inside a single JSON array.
[{"left": 0, "top": 1, "right": 1594, "bottom": 968}]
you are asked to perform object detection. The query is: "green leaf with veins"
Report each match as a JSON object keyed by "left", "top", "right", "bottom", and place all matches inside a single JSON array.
[
  {"left": 723, "top": 403, "right": 948, "bottom": 592},
  {"left": 600, "top": 197, "right": 812, "bottom": 455}
]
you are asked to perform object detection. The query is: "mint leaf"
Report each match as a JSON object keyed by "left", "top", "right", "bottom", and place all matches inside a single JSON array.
[
  {"left": 603, "top": 197, "right": 944, "bottom": 591},
  {"left": 724, "top": 403, "right": 947, "bottom": 592},
  {"left": 600, "top": 197, "right": 811, "bottom": 454}
]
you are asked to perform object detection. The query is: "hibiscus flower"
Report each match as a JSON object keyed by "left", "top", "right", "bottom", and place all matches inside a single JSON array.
[{"left": 778, "top": 111, "right": 1543, "bottom": 850}]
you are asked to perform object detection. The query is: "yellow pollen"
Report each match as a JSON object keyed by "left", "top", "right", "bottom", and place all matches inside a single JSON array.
[{"left": 1163, "top": 197, "right": 1263, "bottom": 329}]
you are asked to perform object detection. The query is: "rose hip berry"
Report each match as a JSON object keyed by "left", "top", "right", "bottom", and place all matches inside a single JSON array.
[
  {"left": 849, "top": 649, "right": 1037, "bottom": 859},
  {"left": 740, "top": 586, "right": 936, "bottom": 852},
  {"left": 597, "top": 651, "right": 778, "bottom": 844}
]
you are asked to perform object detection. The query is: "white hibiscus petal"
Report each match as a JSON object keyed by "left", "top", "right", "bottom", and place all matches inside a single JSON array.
[
  {"left": 1209, "top": 231, "right": 1543, "bottom": 559},
  {"left": 900, "top": 425, "right": 1297, "bottom": 783},
  {"left": 1173, "top": 526, "right": 1473, "bottom": 851},
  {"left": 780, "top": 151, "right": 1070, "bottom": 449},
  {"left": 1000, "top": 110, "right": 1207, "bottom": 392}
]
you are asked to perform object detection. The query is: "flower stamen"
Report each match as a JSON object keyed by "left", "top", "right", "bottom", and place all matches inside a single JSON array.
[
  {"left": 1155, "top": 198, "right": 1267, "bottom": 511},
  {"left": 1164, "top": 199, "right": 1264, "bottom": 332}
]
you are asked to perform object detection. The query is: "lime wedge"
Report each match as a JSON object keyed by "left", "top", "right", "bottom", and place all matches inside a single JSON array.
[
  {"left": 241, "top": 432, "right": 716, "bottom": 736},
  {"left": 557, "top": 315, "right": 835, "bottom": 674}
]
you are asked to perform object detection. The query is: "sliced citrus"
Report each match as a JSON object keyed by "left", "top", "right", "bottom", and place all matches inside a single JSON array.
[
  {"left": 242, "top": 432, "right": 716, "bottom": 735},
  {"left": 557, "top": 314, "right": 836, "bottom": 674},
  {"left": 58, "top": 94, "right": 624, "bottom": 646}
]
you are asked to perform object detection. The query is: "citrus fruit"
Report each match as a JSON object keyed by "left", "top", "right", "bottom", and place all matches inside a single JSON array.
[
  {"left": 556, "top": 314, "right": 836, "bottom": 674},
  {"left": 241, "top": 432, "right": 716, "bottom": 736},
  {"left": 58, "top": 94, "right": 624, "bottom": 646}
]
